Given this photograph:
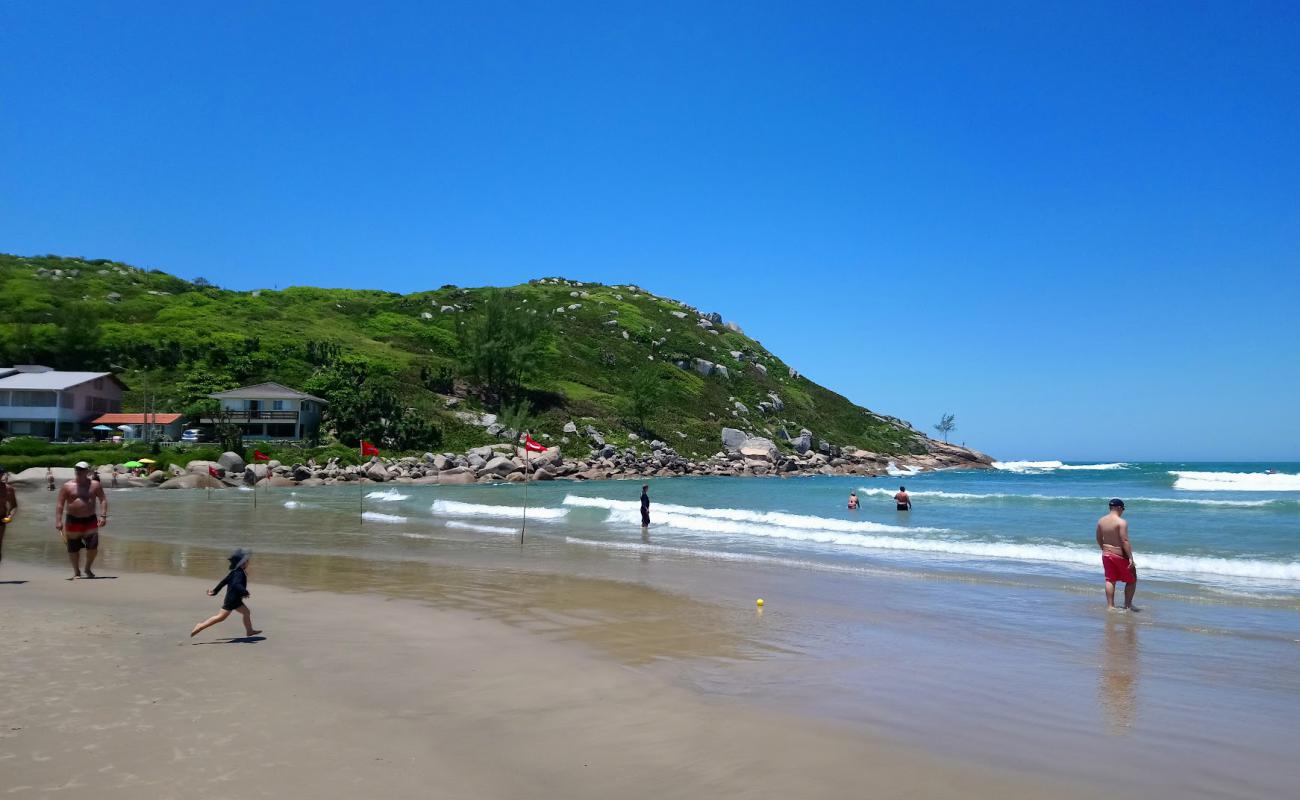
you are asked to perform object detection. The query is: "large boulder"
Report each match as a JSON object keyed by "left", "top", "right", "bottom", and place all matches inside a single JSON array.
[
  {"left": 738, "top": 437, "right": 779, "bottom": 462},
  {"left": 483, "top": 455, "right": 520, "bottom": 476},
  {"left": 186, "top": 460, "right": 223, "bottom": 476},
  {"left": 437, "top": 467, "right": 475, "bottom": 485},
  {"left": 720, "top": 427, "right": 749, "bottom": 451},
  {"left": 218, "top": 451, "right": 246, "bottom": 473},
  {"left": 563, "top": 421, "right": 578, "bottom": 434},
  {"left": 365, "top": 462, "right": 390, "bottom": 482},
  {"left": 792, "top": 432, "right": 812, "bottom": 454},
  {"left": 291, "top": 464, "right": 313, "bottom": 481},
  {"left": 158, "top": 473, "right": 225, "bottom": 490},
  {"left": 693, "top": 358, "right": 714, "bottom": 377}
]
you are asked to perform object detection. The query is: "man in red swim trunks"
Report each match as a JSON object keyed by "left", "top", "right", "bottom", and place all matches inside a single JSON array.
[
  {"left": 1096, "top": 498, "right": 1137, "bottom": 611},
  {"left": 55, "top": 461, "right": 108, "bottom": 579}
]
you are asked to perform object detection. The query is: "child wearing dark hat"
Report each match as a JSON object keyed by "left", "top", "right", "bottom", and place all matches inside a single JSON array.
[{"left": 190, "top": 548, "right": 262, "bottom": 638}]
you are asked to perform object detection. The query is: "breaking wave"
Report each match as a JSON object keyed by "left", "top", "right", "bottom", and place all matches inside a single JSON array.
[
  {"left": 431, "top": 499, "right": 569, "bottom": 520},
  {"left": 361, "top": 511, "right": 407, "bottom": 524},
  {"left": 366, "top": 489, "right": 410, "bottom": 502},
  {"left": 854, "top": 487, "right": 1288, "bottom": 508},
  {"left": 992, "top": 460, "right": 1129, "bottom": 473},
  {"left": 1170, "top": 471, "right": 1300, "bottom": 492},
  {"left": 562, "top": 495, "right": 942, "bottom": 534}
]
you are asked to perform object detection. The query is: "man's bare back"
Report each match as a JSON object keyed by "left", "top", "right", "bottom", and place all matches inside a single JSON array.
[
  {"left": 1096, "top": 500, "right": 1137, "bottom": 611},
  {"left": 1096, "top": 514, "right": 1129, "bottom": 558}
]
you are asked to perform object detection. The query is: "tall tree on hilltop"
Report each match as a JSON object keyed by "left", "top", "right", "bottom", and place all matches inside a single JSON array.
[
  {"left": 456, "top": 290, "right": 552, "bottom": 406},
  {"left": 934, "top": 413, "right": 956, "bottom": 442}
]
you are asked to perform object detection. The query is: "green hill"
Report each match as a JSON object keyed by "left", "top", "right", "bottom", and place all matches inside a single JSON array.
[{"left": 0, "top": 253, "right": 931, "bottom": 459}]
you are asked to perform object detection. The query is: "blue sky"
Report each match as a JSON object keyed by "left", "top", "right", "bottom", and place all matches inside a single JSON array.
[{"left": 2, "top": 2, "right": 1297, "bottom": 460}]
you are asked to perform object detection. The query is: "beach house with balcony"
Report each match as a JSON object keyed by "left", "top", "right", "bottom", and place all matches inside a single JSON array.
[
  {"left": 0, "top": 365, "right": 125, "bottom": 439},
  {"left": 202, "top": 382, "right": 327, "bottom": 441}
]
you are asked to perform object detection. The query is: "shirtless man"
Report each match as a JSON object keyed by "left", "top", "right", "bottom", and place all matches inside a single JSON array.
[
  {"left": 0, "top": 466, "right": 18, "bottom": 566},
  {"left": 894, "top": 486, "right": 911, "bottom": 511},
  {"left": 55, "top": 461, "right": 108, "bottom": 579},
  {"left": 1096, "top": 498, "right": 1137, "bottom": 611}
]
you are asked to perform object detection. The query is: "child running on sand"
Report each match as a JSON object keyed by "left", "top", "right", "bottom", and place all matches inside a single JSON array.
[{"left": 191, "top": 548, "right": 262, "bottom": 638}]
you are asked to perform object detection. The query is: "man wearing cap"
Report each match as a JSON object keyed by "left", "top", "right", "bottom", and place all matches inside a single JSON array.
[
  {"left": 0, "top": 466, "right": 18, "bottom": 567},
  {"left": 1096, "top": 499, "right": 1137, "bottom": 611},
  {"left": 55, "top": 461, "right": 109, "bottom": 579}
]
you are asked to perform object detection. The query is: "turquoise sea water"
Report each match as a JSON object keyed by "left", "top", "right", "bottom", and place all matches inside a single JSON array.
[{"left": 8, "top": 462, "right": 1299, "bottom": 797}]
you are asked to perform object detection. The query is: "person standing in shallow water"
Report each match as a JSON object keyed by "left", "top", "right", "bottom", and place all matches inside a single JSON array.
[
  {"left": 1097, "top": 499, "right": 1138, "bottom": 611},
  {"left": 894, "top": 486, "right": 911, "bottom": 511},
  {"left": 847, "top": 491, "right": 859, "bottom": 510},
  {"left": 0, "top": 466, "right": 18, "bottom": 567},
  {"left": 55, "top": 461, "right": 108, "bottom": 579},
  {"left": 640, "top": 484, "right": 651, "bottom": 528},
  {"left": 191, "top": 548, "right": 262, "bottom": 638}
]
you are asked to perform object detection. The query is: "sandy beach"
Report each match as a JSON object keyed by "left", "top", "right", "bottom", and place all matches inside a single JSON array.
[{"left": 0, "top": 559, "right": 1095, "bottom": 800}]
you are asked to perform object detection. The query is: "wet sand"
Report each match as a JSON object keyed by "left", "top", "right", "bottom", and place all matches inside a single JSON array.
[{"left": 0, "top": 561, "right": 1091, "bottom": 800}]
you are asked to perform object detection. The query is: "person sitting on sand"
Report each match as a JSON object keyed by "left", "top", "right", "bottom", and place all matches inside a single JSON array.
[
  {"left": 1096, "top": 499, "right": 1138, "bottom": 612},
  {"left": 894, "top": 486, "right": 911, "bottom": 511},
  {"left": 847, "top": 491, "right": 859, "bottom": 510},
  {"left": 191, "top": 548, "right": 262, "bottom": 638},
  {"left": 55, "top": 461, "right": 108, "bottom": 579}
]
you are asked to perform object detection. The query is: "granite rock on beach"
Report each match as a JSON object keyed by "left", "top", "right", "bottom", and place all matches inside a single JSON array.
[{"left": 5, "top": 434, "right": 992, "bottom": 491}]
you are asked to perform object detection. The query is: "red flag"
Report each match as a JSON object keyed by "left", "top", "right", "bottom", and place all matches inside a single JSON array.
[
  {"left": 253, "top": 450, "right": 269, "bottom": 462},
  {"left": 208, "top": 465, "right": 220, "bottom": 479},
  {"left": 360, "top": 440, "right": 380, "bottom": 457},
  {"left": 523, "top": 434, "right": 546, "bottom": 453}
]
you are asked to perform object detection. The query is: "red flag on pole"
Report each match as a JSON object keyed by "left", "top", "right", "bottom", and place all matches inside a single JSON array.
[
  {"left": 253, "top": 450, "right": 270, "bottom": 462},
  {"left": 523, "top": 434, "right": 546, "bottom": 453},
  {"left": 360, "top": 440, "right": 380, "bottom": 457}
]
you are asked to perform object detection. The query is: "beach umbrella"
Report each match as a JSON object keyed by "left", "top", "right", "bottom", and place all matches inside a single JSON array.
[
  {"left": 138, "top": 458, "right": 157, "bottom": 464},
  {"left": 121, "top": 460, "right": 144, "bottom": 468},
  {"left": 92, "top": 424, "right": 114, "bottom": 431}
]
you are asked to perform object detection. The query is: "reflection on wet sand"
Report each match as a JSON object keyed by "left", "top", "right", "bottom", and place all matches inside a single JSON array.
[
  {"left": 1098, "top": 615, "right": 1140, "bottom": 733},
  {"left": 11, "top": 535, "right": 767, "bottom": 667}
]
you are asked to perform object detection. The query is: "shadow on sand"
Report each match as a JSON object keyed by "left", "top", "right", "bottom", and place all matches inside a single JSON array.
[
  {"left": 0, "top": 579, "right": 29, "bottom": 585},
  {"left": 193, "top": 636, "right": 267, "bottom": 645}
]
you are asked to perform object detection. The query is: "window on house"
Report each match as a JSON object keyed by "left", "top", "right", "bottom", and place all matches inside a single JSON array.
[{"left": 272, "top": 400, "right": 285, "bottom": 411}]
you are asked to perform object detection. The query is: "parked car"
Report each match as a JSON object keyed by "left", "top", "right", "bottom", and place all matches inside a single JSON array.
[{"left": 181, "top": 429, "right": 205, "bottom": 443}]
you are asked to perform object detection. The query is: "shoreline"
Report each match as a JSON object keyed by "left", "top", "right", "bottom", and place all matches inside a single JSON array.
[{"left": 1, "top": 559, "right": 1089, "bottom": 799}]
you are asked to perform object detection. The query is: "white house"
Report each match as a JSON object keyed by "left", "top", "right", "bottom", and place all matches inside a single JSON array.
[
  {"left": 202, "top": 382, "right": 327, "bottom": 441},
  {"left": 0, "top": 365, "right": 125, "bottom": 439}
]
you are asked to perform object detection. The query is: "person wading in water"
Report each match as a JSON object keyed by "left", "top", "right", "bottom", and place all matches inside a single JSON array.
[{"left": 55, "top": 461, "right": 108, "bottom": 579}]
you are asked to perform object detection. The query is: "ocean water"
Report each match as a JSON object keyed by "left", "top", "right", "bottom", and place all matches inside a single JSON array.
[{"left": 7, "top": 462, "right": 1300, "bottom": 798}]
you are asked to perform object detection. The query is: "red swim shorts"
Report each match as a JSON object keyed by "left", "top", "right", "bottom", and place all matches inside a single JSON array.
[{"left": 1102, "top": 552, "right": 1135, "bottom": 583}]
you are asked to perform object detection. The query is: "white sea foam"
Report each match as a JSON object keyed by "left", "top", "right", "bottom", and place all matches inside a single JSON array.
[
  {"left": 361, "top": 511, "right": 407, "bottom": 523},
  {"left": 1170, "top": 470, "right": 1300, "bottom": 492},
  {"left": 597, "top": 511, "right": 1300, "bottom": 582},
  {"left": 431, "top": 500, "right": 569, "bottom": 520},
  {"left": 992, "top": 460, "right": 1065, "bottom": 472},
  {"left": 563, "top": 495, "right": 942, "bottom": 534},
  {"left": 283, "top": 500, "right": 301, "bottom": 509},
  {"left": 885, "top": 461, "right": 921, "bottom": 477},
  {"left": 992, "top": 460, "right": 1128, "bottom": 473},
  {"left": 445, "top": 520, "right": 518, "bottom": 535},
  {"left": 366, "top": 489, "right": 410, "bottom": 502},
  {"left": 854, "top": 487, "right": 1285, "bottom": 508}
]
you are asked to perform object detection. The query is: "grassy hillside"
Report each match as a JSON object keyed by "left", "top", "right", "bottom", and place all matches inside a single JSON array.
[{"left": 0, "top": 253, "right": 927, "bottom": 458}]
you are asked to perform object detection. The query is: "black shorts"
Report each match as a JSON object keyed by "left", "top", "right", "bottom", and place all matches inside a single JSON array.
[
  {"left": 66, "top": 532, "right": 100, "bottom": 552},
  {"left": 640, "top": 510, "right": 650, "bottom": 525},
  {"left": 222, "top": 598, "right": 247, "bottom": 612},
  {"left": 896, "top": 504, "right": 910, "bottom": 511}
]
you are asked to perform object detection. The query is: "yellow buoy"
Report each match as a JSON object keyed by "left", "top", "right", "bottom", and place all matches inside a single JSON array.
[{"left": 756, "top": 598, "right": 764, "bottom": 607}]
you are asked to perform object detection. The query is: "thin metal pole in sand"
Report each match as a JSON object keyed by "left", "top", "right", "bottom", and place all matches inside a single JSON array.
[{"left": 519, "top": 437, "right": 531, "bottom": 547}]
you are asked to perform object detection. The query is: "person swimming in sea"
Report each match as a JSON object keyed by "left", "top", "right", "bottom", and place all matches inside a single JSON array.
[
  {"left": 847, "top": 491, "right": 859, "bottom": 510},
  {"left": 190, "top": 548, "right": 262, "bottom": 638},
  {"left": 894, "top": 486, "right": 911, "bottom": 511}
]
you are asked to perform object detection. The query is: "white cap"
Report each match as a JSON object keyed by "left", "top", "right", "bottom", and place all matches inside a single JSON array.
[{"left": 74, "top": 461, "right": 91, "bottom": 470}]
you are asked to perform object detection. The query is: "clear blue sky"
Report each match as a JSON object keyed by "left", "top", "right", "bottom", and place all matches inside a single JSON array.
[{"left": 2, "top": 2, "right": 1297, "bottom": 461}]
